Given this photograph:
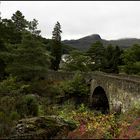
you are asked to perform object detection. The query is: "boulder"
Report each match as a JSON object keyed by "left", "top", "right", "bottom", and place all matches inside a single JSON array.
[
  {"left": 112, "top": 101, "right": 122, "bottom": 115},
  {"left": 9, "top": 116, "right": 77, "bottom": 139}
]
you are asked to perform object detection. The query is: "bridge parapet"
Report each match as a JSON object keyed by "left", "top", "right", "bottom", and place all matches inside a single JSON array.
[{"left": 46, "top": 70, "right": 140, "bottom": 81}]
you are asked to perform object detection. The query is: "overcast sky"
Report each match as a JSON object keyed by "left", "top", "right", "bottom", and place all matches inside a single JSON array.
[{"left": 1, "top": 1, "right": 140, "bottom": 40}]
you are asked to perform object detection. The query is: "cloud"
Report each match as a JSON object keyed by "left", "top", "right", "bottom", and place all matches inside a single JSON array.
[{"left": 1, "top": 1, "right": 140, "bottom": 40}]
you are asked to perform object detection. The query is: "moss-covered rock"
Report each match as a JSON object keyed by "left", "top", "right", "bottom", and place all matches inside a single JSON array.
[{"left": 9, "top": 115, "right": 77, "bottom": 139}]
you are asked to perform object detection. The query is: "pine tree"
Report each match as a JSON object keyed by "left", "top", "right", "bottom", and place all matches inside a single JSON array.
[
  {"left": 52, "top": 21, "right": 62, "bottom": 41},
  {"left": 112, "top": 45, "right": 122, "bottom": 73},
  {"left": 6, "top": 34, "right": 51, "bottom": 81},
  {"left": 50, "top": 21, "right": 62, "bottom": 71},
  {"left": 1, "top": 18, "right": 22, "bottom": 44},
  {"left": 28, "top": 19, "right": 41, "bottom": 36},
  {"left": 103, "top": 44, "right": 115, "bottom": 73},
  {"left": 103, "top": 45, "right": 122, "bottom": 73},
  {"left": 87, "top": 41, "right": 105, "bottom": 71},
  {"left": 11, "top": 10, "right": 28, "bottom": 32}
]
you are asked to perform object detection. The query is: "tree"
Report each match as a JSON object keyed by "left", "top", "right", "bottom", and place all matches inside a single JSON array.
[
  {"left": 112, "top": 45, "right": 122, "bottom": 73},
  {"left": 28, "top": 19, "right": 41, "bottom": 36},
  {"left": 0, "top": 39, "right": 7, "bottom": 79},
  {"left": 50, "top": 21, "right": 62, "bottom": 71},
  {"left": 11, "top": 10, "right": 28, "bottom": 32},
  {"left": 87, "top": 41, "right": 105, "bottom": 71},
  {"left": 52, "top": 21, "right": 62, "bottom": 41},
  {"left": 103, "top": 45, "right": 122, "bottom": 73},
  {"left": 1, "top": 18, "right": 22, "bottom": 44},
  {"left": 6, "top": 34, "right": 51, "bottom": 81},
  {"left": 122, "top": 44, "right": 140, "bottom": 75},
  {"left": 61, "top": 50, "right": 91, "bottom": 72},
  {"left": 103, "top": 44, "right": 114, "bottom": 72}
]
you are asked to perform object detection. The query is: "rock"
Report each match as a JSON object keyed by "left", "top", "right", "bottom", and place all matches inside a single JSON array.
[
  {"left": 112, "top": 101, "right": 122, "bottom": 115},
  {"left": 9, "top": 116, "right": 77, "bottom": 139}
]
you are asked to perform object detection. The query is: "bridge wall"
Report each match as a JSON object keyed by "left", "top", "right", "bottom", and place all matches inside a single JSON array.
[
  {"left": 90, "top": 74, "right": 140, "bottom": 113},
  {"left": 46, "top": 71, "right": 75, "bottom": 81}
]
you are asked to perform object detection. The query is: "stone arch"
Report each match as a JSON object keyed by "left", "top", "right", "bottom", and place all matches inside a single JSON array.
[{"left": 91, "top": 86, "right": 110, "bottom": 114}]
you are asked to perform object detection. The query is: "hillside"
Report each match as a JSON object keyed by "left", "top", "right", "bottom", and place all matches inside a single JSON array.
[{"left": 62, "top": 34, "right": 140, "bottom": 51}]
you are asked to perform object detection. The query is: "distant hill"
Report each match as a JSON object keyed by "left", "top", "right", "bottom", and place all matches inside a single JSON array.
[
  {"left": 40, "top": 37, "right": 76, "bottom": 54},
  {"left": 62, "top": 34, "right": 140, "bottom": 51}
]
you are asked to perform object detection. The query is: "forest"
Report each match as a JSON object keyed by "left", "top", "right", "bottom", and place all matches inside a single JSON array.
[{"left": 0, "top": 10, "right": 140, "bottom": 139}]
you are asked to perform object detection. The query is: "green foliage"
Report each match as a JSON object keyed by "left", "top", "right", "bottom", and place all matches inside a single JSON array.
[
  {"left": 6, "top": 34, "right": 51, "bottom": 81},
  {"left": 124, "top": 62, "right": 140, "bottom": 75},
  {"left": 129, "top": 101, "right": 140, "bottom": 116},
  {"left": 61, "top": 50, "right": 91, "bottom": 72},
  {"left": 11, "top": 10, "right": 28, "bottom": 32},
  {"left": 60, "top": 72, "right": 89, "bottom": 97},
  {"left": 1, "top": 18, "right": 22, "bottom": 44},
  {"left": 122, "top": 44, "right": 140, "bottom": 75},
  {"left": 0, "top": 10, "right": 52, "bottom": 82},
  {"left": 0, "top": 96, "right": 19, "bottom": 137},
  {"left": 50, "top": 21, "right": 62, "bottom": 71},
  {"left": 103, "top": 45, "right": 122, "bottom": 73},
  {"left": 77, "top": 103, "right": 89, "bottom": 113},
  {"left": 86, "top": 41, "right": 123, "bottom": 73},
  {"left": 87, "top": 42, "right": 123, "bottom": 73},
  {"left": 50, "top": 40, "right": 62, "bottom": 71},
  {"left": 0, "top": 39, "right": 7, "bottom": 79},
  {"left": 28, "top": 18, "right": 41, "bottom": 36},
  {"left": 10, "top": 111, "right": 20, "bottom": 120},
  {"left": 0, "top": 94, "right": 38, "bottom": 137},
  {"left": 0, "top": 96, "right": 20, "bottom": 137},
  {"left": 0, "top": 76, "right": 31, "bottom": 95},
  {"left": 16, "top": 95, "right": 39, "bottom": 117},
  {"left": 0, "top": 76, "right": 20, "bottom": 94},
  {"left": 87, "top": 41, "right": 105, "bottom": 71},
  {"left": 48, "top": 84, "right": 64, "bottom": 97},
  {"left": 103, "top": 44, "right": 115, "bottom": 72},
  {"left": 38, "top": 105, "right": 45, "bottom": 116},
  {"left": 26, "top": 79, "right": 63, "bottom": 97},
  {"left": 52, "top": 21, "right": 62, "bottom": 42},
  {"left": 0, "top": 96, "right": 16, "bottom": 115},
  {"left": 0, "top": 111, "right": 12, "bottom": 137},
  {"left": 122, "top": 44, "right": 140, "bottom": 63}
]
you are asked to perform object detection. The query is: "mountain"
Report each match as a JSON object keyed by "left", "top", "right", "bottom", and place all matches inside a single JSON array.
[{"left": 62, "top": 34, "right": 140, "bottom": 51}]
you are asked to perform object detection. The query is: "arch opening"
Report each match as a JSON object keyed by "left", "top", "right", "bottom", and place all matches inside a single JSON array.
[{"left": 91, "top": 86, "right": 109, "bottom": 114}]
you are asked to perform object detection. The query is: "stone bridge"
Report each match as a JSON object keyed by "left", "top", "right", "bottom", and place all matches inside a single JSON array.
[
  {"left": 89, "top": 73, "right": 140, "bottom": 113},
  {"left": 46, "top": 71, "right": 140, "bottom": 113}
]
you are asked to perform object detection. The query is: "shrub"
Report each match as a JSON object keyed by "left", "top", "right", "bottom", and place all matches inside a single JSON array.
[
  {"left": 0, "top": 76, "right": 19, "bottom": 94},
  {"left": 0, "top": 76, "right": 31, "bottom": 95},
  {"left": 60, "top": 72, "right": 89, "bottom": 97},
  {"left": 27, "top": 80, "right": 63, "bottom": 97},
  {"left": 128, "top": 101, "right": 140, "bottom": 117},
  {"left": 10, "top": 111, "right": 20, "bottom": 120},
  {"left": 16, "top": 94, "right": 39, "bottom": 117},
  {"left": 0, "top": 96, "right": 16, "bottom": 114},
  {"left": 38, "top": 105, "right": 45, "bottom": 116},
  {"left": 77, "top": 103, "right": 89, "bottom": 113},
  {"left": 124, "top": 62, "right": 140, "bottom": 75},
  {"left": 0, "top": 111, "right": 12, "bottom": 137}
]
